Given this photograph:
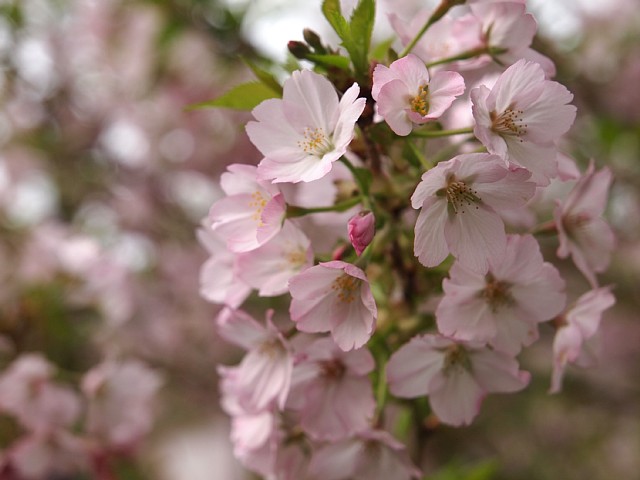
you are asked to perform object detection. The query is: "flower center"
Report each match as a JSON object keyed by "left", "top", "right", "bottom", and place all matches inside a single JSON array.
[
  {"left": 319, "top": 358, "right": 346, "bottom": 380},
  {"left": 410, "top": 84, "right": 430, "bottom": 116},
  {"left": 481, "top": 273, "right": 514, "bottom": 312},
  {"left": 331, "top": 273, "right": 360, "bottom": 304},
  {"left": 258, "top": 338, "right": 285, "bottom": 359},
  {"left": 490, "top": 107, "right": 527, "bottom": 140},
  {"left": 298, "top": 127, "right": 333, "bottom": 157},
  {"left": 442, "top": 176, "right": 481, "bottom": 214},
  {"left": 248, "top": 190, "right": 268, "bottom": 226},
  {"left": 442, "top": 344, "right": 471, "bottom": 376},
  {"left": 285, "top": 248, "right": 308, "bottom": 269}
]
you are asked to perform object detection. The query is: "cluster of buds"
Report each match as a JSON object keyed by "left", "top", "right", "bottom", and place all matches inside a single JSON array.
[{"left": 199, "top": 0, "right": 616, "bottom": 478}]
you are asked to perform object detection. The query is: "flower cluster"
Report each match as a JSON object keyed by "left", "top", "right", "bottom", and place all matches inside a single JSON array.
[{"left": 199, "top": 0, "right": 617, "bottom": 478}]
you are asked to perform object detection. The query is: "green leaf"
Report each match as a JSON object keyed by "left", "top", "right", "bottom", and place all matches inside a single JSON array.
[
  {"left": 185, "top": 82, "right": 279, "bottom": 111},
  {"left": 349, "top": 0, "right": 375, "bottom": 73},
  {"left": 371, "top": 37, "right": 395, "bottom": 61},
  {"left": 322, "top": 0, "right": 351, "bottom": 40},
  {"left": 242, "top": 57, "right": 283, "bottom": 95},
  {"left": 306, "top": 53, "right": 351, "bottom": 70}
]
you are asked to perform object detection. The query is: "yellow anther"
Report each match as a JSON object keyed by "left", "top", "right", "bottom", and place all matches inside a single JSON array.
[
  {"left": 410, "top": 84, "right": 430, "bottom": 116},
  {"left": 331, "top": 273, "right": 360, "bottom": 304}
]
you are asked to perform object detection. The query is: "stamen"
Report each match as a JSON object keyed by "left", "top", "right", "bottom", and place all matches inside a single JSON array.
[
  {"left": 285, "top": 248, "right": 308, "bottom": 268},
  {"left": 490, "top": 107, "right": 527, "bottom": 141},
  {"left": 319, "top": 358, "right": 346, "bottom": 379},
  {"left": 258, "top": 338, "right": 285, "bottom": 358},
  {"left": 331, "top": 273, "right": 360, "bottom": 304},
  {"left": 410, "top": 84, "right": 430, "bottom": 116},
  {"left": 248, "top": 190, "right": 268, "bottom": 226},
  {"left": 443, "top": 176, "right": 481, "bottom": 214},
  {"left": 481, "top": 273, "right": 514, "bottom": 313},
  {"left": 442, "top": 344, "right": 471, "bottom": 376},
  {"left": 297, "top": 127, "right": 333, "bottom": 156}
]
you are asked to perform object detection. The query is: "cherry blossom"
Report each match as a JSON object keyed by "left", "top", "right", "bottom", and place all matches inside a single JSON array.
[
  {"left": 411, "top": 153, "right": 536, "bottom": 272},
  {"left": 550, "top": 286, "right": 615, "bottom": 393},
  {"left": 216, "top": 308, "right": 293, "bottom": 411},
  {"left": 82, "top": 359, "right": 163, "bottom": 448},
  {"left": 386, "top": 335, "right": 530, "bottom": 426},
  {"left": 372, "top": 54, "right": 465, "bottom": 136},
  {"left": 236, "top": 220, "right": 313, "bottom": 296},
  {"left": 554, "top": 161, "right": 616, "bottom": 287},
  {"left": 389, "top": 11, "right": 482, "bottom": 68},
  {"left": 289, "top": 261, "right": 377, "bottom": 351},
  {"left": 0, "top": 354, "right": 81, "bottom": 435},
  {"left": 288, "top": 337, "right": 375, "bottom": 440},
  {"left": 471, "top": 59, "right": 576, "bottom": 184},
  {"left": 469, "top": 1, "right": 556, "bottom": 76},
  {"left": 208, "top": 163, "right": 286, "bottom": 253},
  {"left": 309, "top": 429, "right": 421, "bottom": 480},
  {"left": 197, "top": 225, "right": 251, "bottom": 308},
  {"left": 436, "top": 234, "right": 566, "bottom": 354},
  {"left": 247, "top": 69, "right": 366, "bottom": 183}
]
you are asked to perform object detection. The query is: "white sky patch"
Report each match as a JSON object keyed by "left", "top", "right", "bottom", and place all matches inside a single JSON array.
[{"left": 221, "top": 0, "right": 620, "bottom": 62}]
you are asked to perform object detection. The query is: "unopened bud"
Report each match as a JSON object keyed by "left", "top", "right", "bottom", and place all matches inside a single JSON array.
[
  {"left": 348, "top": 211, "right": 375, "bottom": 256},
  {"left": 303, "top": 29, "right": 326, "bottom": 53},
  {"left": 288, "top": 40, "right": 311, "bottom": 59}
]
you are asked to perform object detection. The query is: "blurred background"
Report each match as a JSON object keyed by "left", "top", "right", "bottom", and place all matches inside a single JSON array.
[{"left": 0, "top": 0, "right": 638, "bottom": 479}]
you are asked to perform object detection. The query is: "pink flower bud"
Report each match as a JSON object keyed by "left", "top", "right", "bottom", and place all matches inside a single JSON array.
[{"left": 348, "top": 211, "right": 375, "bottom": 256}]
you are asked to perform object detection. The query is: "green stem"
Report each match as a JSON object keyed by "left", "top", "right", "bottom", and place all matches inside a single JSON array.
[
  {"left": 407, "top": 140, "right": 431, "bottom": 169},
  {"left": 410, "top": 127, "right": 474, "bottom": 138},
  {"left": 340, "top": 157, "right": 373, "bottom": 210},
  {"left": 286, "top": 196, "right": 362, "bottom": 218},
  {"left": 426, "top": 47, "right": 488, "bottom": 68},
  {"left": 399, "top": 0, "right": 467, "bottom": 57},
  {"left": 373, "top": 355, "right": 388, "bottom": 426}
]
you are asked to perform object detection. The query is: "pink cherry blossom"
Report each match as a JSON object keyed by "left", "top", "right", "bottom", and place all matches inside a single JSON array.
[
  {"left": 197, "top": 225, "right": 250, "bottom": 307},
  {"left": 389, "top": 11, "right": 482, "bottom": 68},
  {"left": 236, "top": 220, "right": 313, "bottom": 296},
  {"left": 348, "top": 210, "right": 375, "bottom": 256},
  {"left": 372, "top": 54, "right": 465, "bottom": 136},
  {"left": 554, "top": 161, "right": 616, "bottom": 287},
  {"left": 469, "top": 2, "right": 556, "bottom": 76},
  {"left": 308, "top": 429, "right": 421, "bottom": 480},
  {"left": 386, "top": 335, "right": 530, "bottom": 426},
  {"left": 217, "top": 366, "right": 278, "bottom": 459},
  {"left": 82, "top": 359, "right": 163, "bottom": 448},
  {"left": 550, "top": 286, "right": 615, "bottom": 393},
  {"left": 411, "top": 153, "right": 536, "bottom": 273},
  {"left": 289, "top": 261, "right": 377, "bottom": 351},
  {"left": 288, "top": 337, "right": 375, "bottom": 441},
  {"left": 216, "top": 308, "right": 293, "bottom": 411},
  {"left": 436, "top": 234, "right": 566, "bottom": 354},
  {"left": 0, "top": 354, "right": 81, "bottom": 434},
  {"left": 4, "top": 432, "right": 89, "bottom": 480},
  {"left": 471, "top": 59, "right": 577, "bottom": 184},
  {"left": 246, "top": 69, "right": 365, "bottom": 183},
  {"left": 208, "top": 163, "right": 286, "bottom": 252}
]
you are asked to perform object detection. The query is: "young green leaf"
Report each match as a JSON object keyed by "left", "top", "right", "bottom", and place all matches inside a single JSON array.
[
  {"left": 185, "top": 82, "right": 279, "bottom": 111},
  {"left": 241, "top": 57, "right": 283, "bottom": 96}
]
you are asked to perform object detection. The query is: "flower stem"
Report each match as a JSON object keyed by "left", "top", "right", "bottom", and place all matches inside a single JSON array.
[
  {"left": 340, "top": 156, "right": 373, "bottom": 210},
  {"left": 410, "top": 127, "right": 474, "bottom": 138},
  {"left": 399, "top": 0, "right": 467, "bottom": 57},
  {"left": 286, "top": 196, "right": 362, "bottom": 218},
  {"left": 425, "top": 47, "right": 488, "bottom": 68}
]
